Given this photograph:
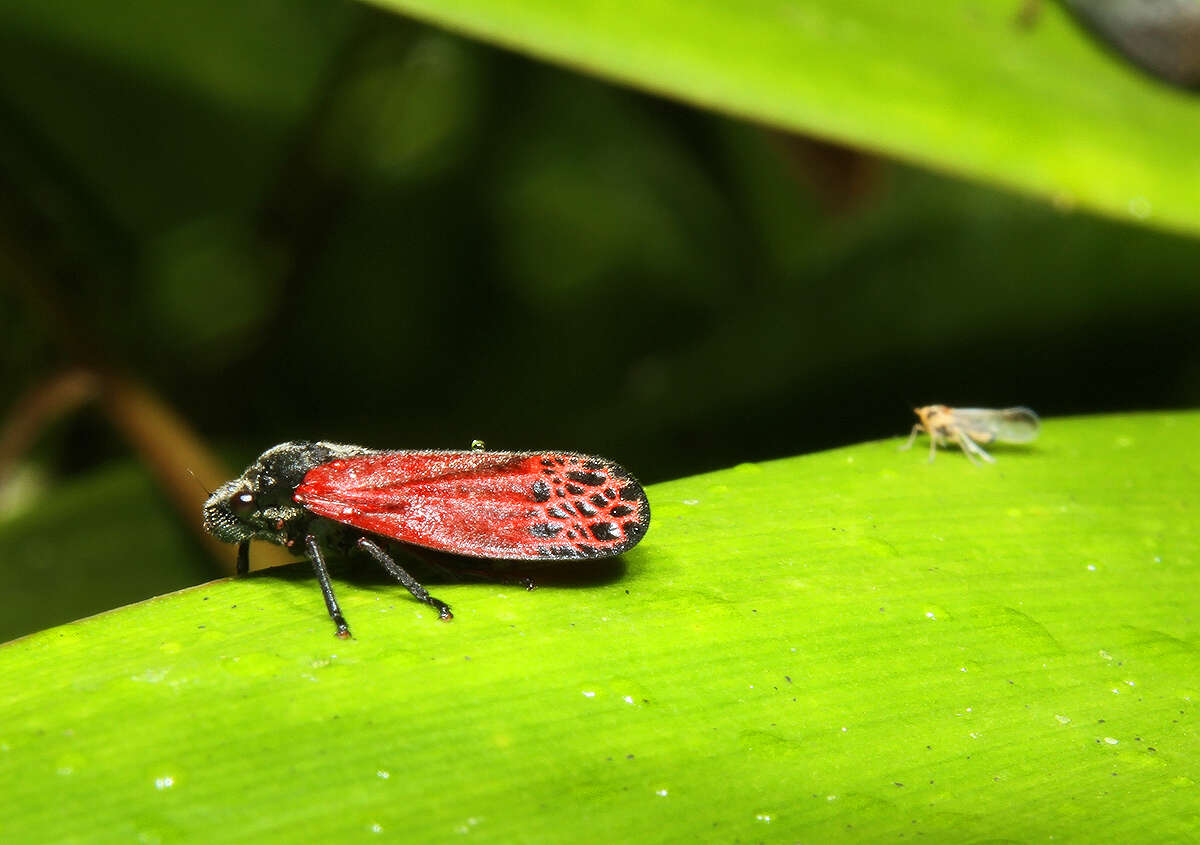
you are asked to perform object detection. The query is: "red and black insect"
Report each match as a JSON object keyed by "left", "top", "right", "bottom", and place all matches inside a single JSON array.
[{"left": 202, "top": 441, "right": 650, "bottom": 637}]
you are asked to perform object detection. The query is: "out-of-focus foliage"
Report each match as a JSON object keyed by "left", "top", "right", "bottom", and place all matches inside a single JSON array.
[
  {"left": 0, "top": 464, "right": 209, "bottom": 641},
  {"left": 370, "top": 0, "right": 1200, "bottom": 235},
  {"left": 1, "top": 2, "right": 1199, "bottom": 633}
]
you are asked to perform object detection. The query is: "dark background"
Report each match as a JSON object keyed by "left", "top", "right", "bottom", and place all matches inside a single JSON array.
[{"left": 2, "top": 1, "right": 1198, "bottom": 639}]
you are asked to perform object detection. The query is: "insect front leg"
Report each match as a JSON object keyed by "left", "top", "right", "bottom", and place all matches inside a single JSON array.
[
  {"left": 236, "top": 540, "right": 250, "bottom": 576},
  {"left": 899, "top": 423, "right": 925, "bottom": 452},
  {"left": 304, "top": 534, "right": 352, "bottom": 638},
  {"left": 356, "top": 537, "right": 454, "bottom": 620}
]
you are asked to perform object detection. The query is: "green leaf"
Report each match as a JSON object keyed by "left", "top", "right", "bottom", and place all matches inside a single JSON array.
[
  {"left": 363, "top": 0, "right": 1200, "bottom": 237},
  {"left": 2, "top": 411, "right": 1197, "bottom": 840}
]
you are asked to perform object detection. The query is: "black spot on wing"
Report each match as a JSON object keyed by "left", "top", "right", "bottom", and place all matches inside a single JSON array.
[
  {"left": 567, "top": 470, "right": 607, "bottom": 487},
  {"left": 535, "top": 457, "right": 650, "bottom": 558},
  {"left": 531, "top": 480, "right": 552, "bottom": 502},
  {"left": 590, "top": 522, "right": 621, "bottom": 542},
  {"left": 530, "top": 522, "right": 563, "bottom": 538}
]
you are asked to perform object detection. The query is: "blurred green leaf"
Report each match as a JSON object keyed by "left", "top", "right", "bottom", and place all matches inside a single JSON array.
[
  {"left": 3, "top": 1, "right": 1198, "bottom": 483},
  {"left": 0, "top": 0, "right": 361, "bottom": 232},
  {"left": 366, "top": 0, "right": 1200, "bottom": 236},
  {"left": 2, "top": 411, "right": 1196, "bottom": 840},
  {"left": 0, "top": 462, "right": 211, "bottom": 642}
]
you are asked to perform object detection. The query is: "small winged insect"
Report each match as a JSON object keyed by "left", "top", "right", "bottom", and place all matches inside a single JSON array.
[
  {"left": 900, "top": 406, "right": 1040, "bottom": 465},
  {"left": 203, "top": 441, "right": 651, "bottom": 637}
]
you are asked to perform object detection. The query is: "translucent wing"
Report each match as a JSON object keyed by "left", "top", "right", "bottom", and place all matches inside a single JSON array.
[
  {"left": 293, "top": 451, "right": 650, "bottom": 560},
  {"left": 951, "top": 407, "right": 1040, "bottom": 444}
]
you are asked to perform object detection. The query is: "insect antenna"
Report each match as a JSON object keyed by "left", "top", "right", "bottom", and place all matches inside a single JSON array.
[{"left": 186, "top": 467, "right": 213, "bottom": 497}]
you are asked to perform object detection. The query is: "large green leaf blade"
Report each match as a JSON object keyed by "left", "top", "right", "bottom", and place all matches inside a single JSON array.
[
  {"left": 1, "top": 412, "right": 1197, "bottom": 841},
  {"left": 363, "top": 0, "right": 1200, "bottom": 236}
]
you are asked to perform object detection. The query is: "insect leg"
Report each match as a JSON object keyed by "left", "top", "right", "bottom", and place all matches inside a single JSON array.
[
  {"left": 899, "top": 424, "right": 925, "bottom": 452},
  {"left": 236, "top": 540, "right": 250, "bottom": 576},
  {"left": 956, "top": 432, "right": 995, "bottom": 466},
  {"left": 356, "top": 537, "right": 454, "bottom": 620},
  {"left": 304, "top": 534, "right": 351, "bottom": 638}
]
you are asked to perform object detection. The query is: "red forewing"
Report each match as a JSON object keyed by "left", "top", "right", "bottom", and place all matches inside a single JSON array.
[{"left": 293, "top": 451, "right": 650, "bottom": 560}]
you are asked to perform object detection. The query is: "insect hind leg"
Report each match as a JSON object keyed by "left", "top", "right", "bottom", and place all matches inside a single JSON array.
[
  {"left": 956, "top": 432, "right": 995, "bottom": 466},
  {"left": 357, "top": 537, "right": 453, "bottom": 620}
]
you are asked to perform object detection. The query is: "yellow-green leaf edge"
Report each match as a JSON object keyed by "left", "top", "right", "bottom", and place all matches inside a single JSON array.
[{"left": 2, "top": 411, "right": 1197, "bottom": 841}]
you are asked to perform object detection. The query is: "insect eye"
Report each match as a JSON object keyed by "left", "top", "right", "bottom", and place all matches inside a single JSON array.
[{"left": 230, "top": 490, "right": 256, "bottom": 516}]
